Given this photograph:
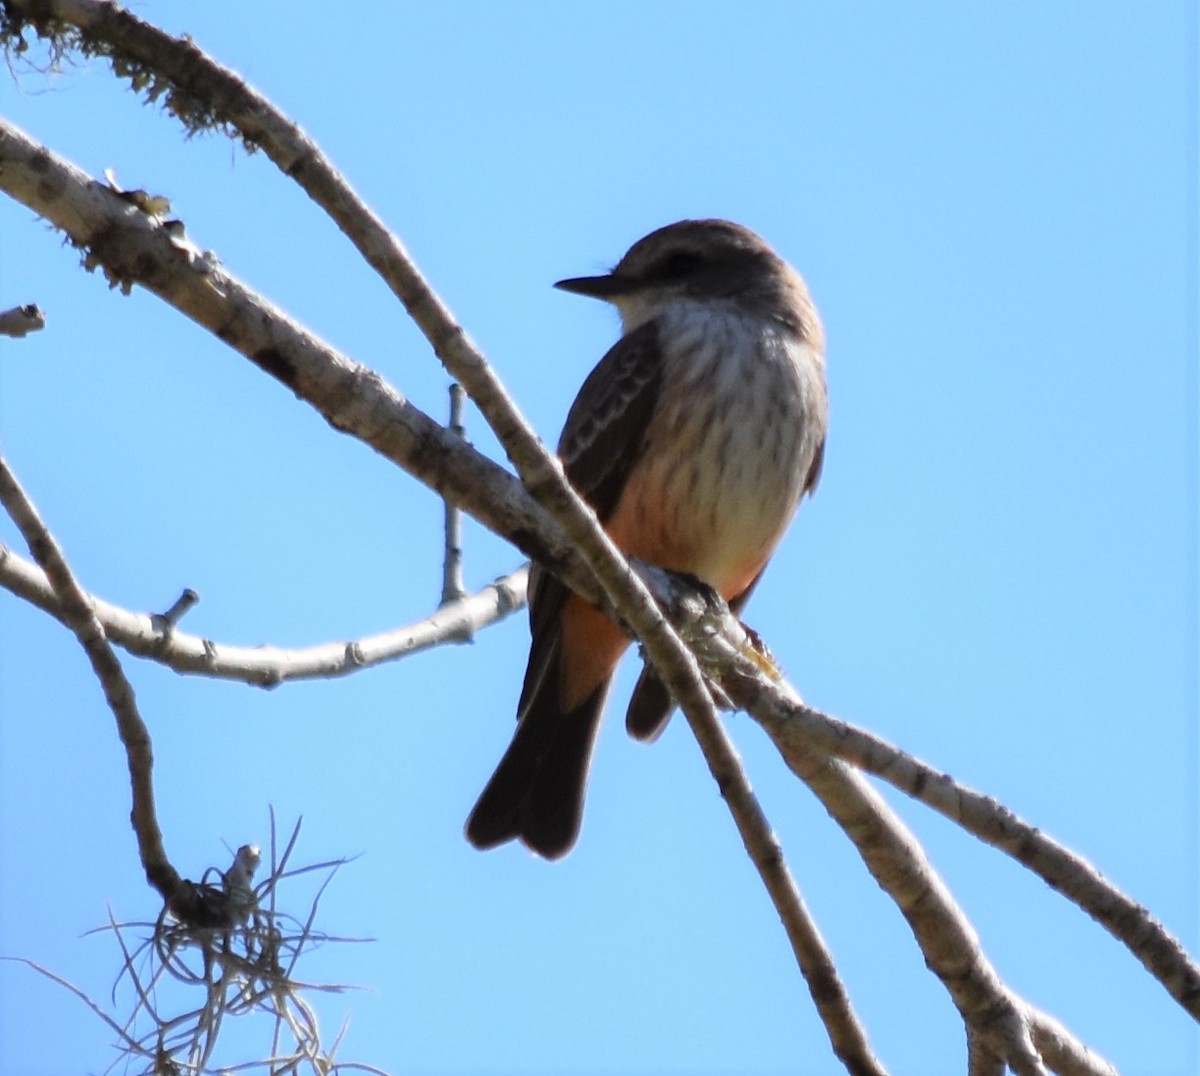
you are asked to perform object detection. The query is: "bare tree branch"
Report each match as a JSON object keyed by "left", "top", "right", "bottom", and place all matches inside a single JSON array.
[
  {"left": 440, "top": 383, "right": 467, "bottom": 605},
  {"left": 153, "top": 587, "right": 199, "bottom": 629},
  {"left": 0, "top": 454, "right": 283, "bottom": 936},
  {"left": 795, "top": 751, "right": 1050, "bottom": 1074},
  {"left": 0, "top": 117, "right": 600, "bottom": 610},
  {"left": 701, "top": 624, "right": 1200, "bottom": 1023},
  {"left": 642, "top": 568, "right": 1119, "bottom": 1073},
  {"left": 0, "top": 541, "right": 527, "bottom": 685},
  {"left": 0, "top": 453, "right": 192, "bottom": 916},
  {"left": 1029, "top": 1011, "right": 1125, "bottom": 1076},
  {"left": 0, "top": 0, "right": 549, "bottom": 399}
]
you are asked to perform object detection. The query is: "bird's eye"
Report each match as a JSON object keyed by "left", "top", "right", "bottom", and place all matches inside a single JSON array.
[{"left": 655, "top": 250, "right": 703, "bottom": 280}]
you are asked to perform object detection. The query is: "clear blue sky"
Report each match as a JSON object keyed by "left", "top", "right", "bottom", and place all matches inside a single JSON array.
[{"left": 1, "top": 2, "right": 1196, "bottom": 1072}]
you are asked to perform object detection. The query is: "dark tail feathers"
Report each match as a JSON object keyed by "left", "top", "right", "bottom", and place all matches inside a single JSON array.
[{"left": 465, "top": 681, "right": 609, "bottom": 859}]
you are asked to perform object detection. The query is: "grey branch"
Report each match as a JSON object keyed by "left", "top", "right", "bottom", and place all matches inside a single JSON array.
[
  {"left": 0, "top": 117, "right": 601, "bottom": 611},
  {"left": 0, "top": 542, "right": 527, "bottom": 686},
  {"left": 1030, "top": 1011, "right": 1126, "bottom": 1076},
  {"left": 700, "top": 617, "right": 1200, "bottom": 1025},
  {"left": 0, "top": 454, "right": 184, "bottom": 906},
  {"left": 645, "top": 568, "right": 1134, "bottom": 1071},
  {"left": 440, "top": 383, "right": 467, "bottom": 605},
  {"left": 0, "top": 303, "right": 46, "bottom": 337},
  {"left": 0, "top": 456, "right": 267, "bottom": 930}
]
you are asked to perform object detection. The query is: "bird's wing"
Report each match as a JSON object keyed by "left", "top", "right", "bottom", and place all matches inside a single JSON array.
[
  {"left": 518, "top": 320, "right": 666, "bottom": 715},
  {"left": 557, "top": 319, "right": 666, "bottom": 519}
]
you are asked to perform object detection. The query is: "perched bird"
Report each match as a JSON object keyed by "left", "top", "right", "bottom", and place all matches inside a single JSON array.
[{"left": 465, "top": 219, "right": 828, "bottom": 859}]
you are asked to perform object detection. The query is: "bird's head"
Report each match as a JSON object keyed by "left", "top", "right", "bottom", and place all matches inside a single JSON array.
[{"left": 554, "top": 219, "right": 821, "bottom": 346}]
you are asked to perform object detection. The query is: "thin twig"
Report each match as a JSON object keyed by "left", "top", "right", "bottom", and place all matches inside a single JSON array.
[
  {"left": 0, "top": 957, "right": 140, "bottom": 1050},
  {"left": 152, "top": 586, "right": 198, "bottom": 629},
  {"left": 440, "top": 382, "right": 466, "bottom": 605}
]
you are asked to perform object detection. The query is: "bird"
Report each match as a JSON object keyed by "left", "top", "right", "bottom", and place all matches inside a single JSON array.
[{"left": 465, "top": 219, "right": 828, "bottom": 859}]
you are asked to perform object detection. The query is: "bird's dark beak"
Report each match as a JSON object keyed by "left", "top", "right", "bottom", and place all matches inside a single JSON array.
[{"left": 553, "top": 272, "right": 633, "bottom": 300}]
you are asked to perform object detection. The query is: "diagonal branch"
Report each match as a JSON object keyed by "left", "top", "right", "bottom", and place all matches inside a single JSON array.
[
  {"left": 0, "top": 454, "right": 176, "bottom": 899},
  {"left": 0, "top": 454, "right": 227, "bottom": 928},
  {"left": 2, "top": 0, "right": 545, "bottom": 387},
  {"left": 641, "top": 569, "right": 1110, "bottom": 1074},
  {"left": 1029, "top": 1011, "right": 1125, "bottom": 1076},
  {"left": 0, "top": 116, "right": 601, "bottom": 612},
  {"left": 703, "top": 624, "right": 1200, "bottom": 1023}
]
